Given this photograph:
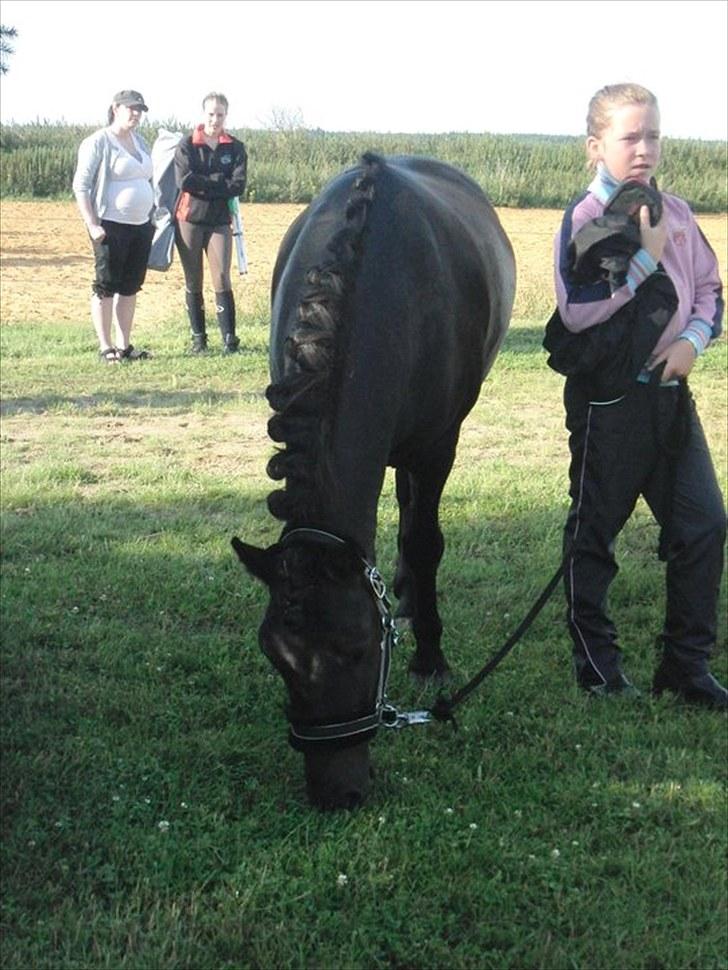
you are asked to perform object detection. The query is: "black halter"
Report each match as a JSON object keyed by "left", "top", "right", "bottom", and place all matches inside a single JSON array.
[{"left": 279, "top": 528, "right": 431, "bottom": 751}]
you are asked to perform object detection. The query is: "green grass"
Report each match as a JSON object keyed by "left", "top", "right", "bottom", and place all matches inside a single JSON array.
[{"left": 1, "top": 311, "right": 726, "bottom": 970}]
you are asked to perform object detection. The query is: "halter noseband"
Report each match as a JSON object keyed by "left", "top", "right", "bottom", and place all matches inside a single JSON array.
[{"left": 279, "top": 528, "right": 431, "bottom": 751}]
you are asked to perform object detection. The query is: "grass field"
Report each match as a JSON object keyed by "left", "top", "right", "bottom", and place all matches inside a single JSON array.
[{"left": 1, "top": 201, "right": 726, "bottom": 970}]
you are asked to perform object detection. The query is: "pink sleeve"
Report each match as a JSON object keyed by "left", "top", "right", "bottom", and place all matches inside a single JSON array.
[
  {"left": 554, "top": 194, "right": 647, "bottom": 333},
  {"left": 690, "top": 221, "right": 723, "bottom": 335}
]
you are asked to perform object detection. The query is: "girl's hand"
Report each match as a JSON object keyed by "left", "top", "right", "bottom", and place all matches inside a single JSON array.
[
  {"left": 648, "top": 339, "right": 696, "bottom": 382},
  {"left": 88, "top": 224, "right": 106, "bottom": 242},
  {"left": 639, "top": 205, "right": 668, "bottom": 264}
]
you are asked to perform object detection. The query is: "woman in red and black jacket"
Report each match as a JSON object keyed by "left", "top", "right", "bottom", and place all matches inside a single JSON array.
[{"left": 174, "top": 92, "right": 247, "bottom": 353}]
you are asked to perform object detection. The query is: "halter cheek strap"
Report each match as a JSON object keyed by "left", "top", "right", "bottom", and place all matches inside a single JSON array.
[{"left": 279, "top": 528, "right": 430, "bottom": 751}]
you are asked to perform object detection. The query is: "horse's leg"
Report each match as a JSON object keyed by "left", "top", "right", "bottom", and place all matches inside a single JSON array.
[
  {"left": 393, "top": 468, "right": 416, "bottom": 625},
  {"left": 395, "top": 438, "right": 458, "bottom": 680}
]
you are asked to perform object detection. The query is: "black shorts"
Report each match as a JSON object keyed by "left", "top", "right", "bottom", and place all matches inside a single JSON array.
[{"left": 92, "top": 220, "right": 154, "bottom": 298}]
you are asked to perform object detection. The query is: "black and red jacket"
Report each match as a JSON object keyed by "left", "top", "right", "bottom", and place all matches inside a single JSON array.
[{"left": 174, "top": 125, "right": 247, "bottom": 226}]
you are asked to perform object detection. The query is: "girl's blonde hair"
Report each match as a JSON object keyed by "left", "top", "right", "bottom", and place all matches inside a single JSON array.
[{"left": 586, "top": 83, "right": 658, "bottom": 138}]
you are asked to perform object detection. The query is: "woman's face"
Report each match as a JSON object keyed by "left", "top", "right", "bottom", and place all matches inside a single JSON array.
[
  {"left": 203, "top": 100, "right": 228, "bottom": 137},
  {"left": 113, "top": 103, "right": 144, "bottom": 131}
]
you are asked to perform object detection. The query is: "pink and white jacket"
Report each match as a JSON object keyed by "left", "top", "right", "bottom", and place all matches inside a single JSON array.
[{"left": 554, "top": 166, "right": 723, "bottom": 360}]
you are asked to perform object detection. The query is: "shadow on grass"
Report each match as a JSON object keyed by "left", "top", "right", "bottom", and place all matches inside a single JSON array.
[
  {"left": 500, "top": 325, "right": 548, "bottom": 355},
  {"left": 0, "top": 388, "right": 268, "bottom": 417}
]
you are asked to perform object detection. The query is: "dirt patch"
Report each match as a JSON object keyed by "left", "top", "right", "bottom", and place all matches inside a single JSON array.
[
  {"left": 0, "top": 201, "right": 304, "bottom": 326},
  {"left": 0, "top": 201, "right": 725, "bottom": 327}
]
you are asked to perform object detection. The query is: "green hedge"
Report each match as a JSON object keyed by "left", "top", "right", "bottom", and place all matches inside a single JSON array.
[{"left": 1, "top": 121, "right": 725, "bottom": 211}]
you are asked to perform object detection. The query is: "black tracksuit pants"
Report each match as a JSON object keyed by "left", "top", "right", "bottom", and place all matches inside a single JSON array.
[{"left": 563, "top": 377, "right": 725, "bottom": 687}]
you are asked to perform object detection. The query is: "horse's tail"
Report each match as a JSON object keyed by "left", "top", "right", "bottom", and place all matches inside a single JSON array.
[{"left": 266, "top": 153, "right": 382, "bottom": 523}]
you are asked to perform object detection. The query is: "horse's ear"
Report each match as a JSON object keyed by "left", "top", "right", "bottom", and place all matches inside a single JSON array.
[{"left": 231, "top": 537, "right": 276, "bottom": 586}]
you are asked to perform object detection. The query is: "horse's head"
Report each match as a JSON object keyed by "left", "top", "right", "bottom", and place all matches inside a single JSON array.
[{"left": 232, "top": 530, "right": 390, "bottom": 810}]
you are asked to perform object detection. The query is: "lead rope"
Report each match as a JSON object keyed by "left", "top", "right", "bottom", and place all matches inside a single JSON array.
[
  {"left": 422, "top": 368, "right": 689, "bottom": 729},
  {"left": 427, "top": 558, "right": 567, "bottom": 727}
]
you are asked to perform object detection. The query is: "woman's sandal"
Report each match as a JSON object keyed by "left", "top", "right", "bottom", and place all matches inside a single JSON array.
[
  {"left": 99, "top": 347, "right": 120, "bottom": 364},
  {"left": 119, "top": 344, "right": 151, "bottom": 361}
]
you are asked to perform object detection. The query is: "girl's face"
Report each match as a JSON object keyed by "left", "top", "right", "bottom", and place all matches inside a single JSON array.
[
  {"left": 587, "top": 102, "right": 661, "bottom": 183},
  {"left": 203, "top": 100, "right": 227, "bottom": 137}
]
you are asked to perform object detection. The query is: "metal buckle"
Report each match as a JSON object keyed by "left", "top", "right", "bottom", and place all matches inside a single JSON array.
[
  {"left": 380, "top": 705, "right": 433, "bottom": 730},
  {"left": 366, "top": 566, "right": 387, "bottom": 599}
]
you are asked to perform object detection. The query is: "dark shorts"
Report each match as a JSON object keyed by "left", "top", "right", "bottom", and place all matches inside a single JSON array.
[{"left": 92, "top": 220, "right": 154, "bottom": 298}]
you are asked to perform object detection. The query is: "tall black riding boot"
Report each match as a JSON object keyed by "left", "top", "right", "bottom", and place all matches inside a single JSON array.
[
  {"left": 215, "top": 290, "right": 240, "bottom": 354},
  {"left": 185, "top": 291, "right": 207, "bottom": 353}
]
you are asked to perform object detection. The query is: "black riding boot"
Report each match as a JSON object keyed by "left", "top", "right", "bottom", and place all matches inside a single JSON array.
[
  {"left": 185, "top": 291, "right": 207, "bottom": 353},
  {"left": 215, "top": 290, "right": 240, "bottom": 354}
]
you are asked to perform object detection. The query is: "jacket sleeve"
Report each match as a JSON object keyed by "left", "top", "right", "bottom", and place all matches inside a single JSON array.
[
  {"left": 174, "top": 138, "right": 247, "bottom": 200},
  {"left": 555, "top": 197, "right": 657, "bottom": 334},
  {"left": 72, "top": 131, "right": 103, "bottom": 200},
  {"left": 688, "top": 223, "right": 723, "bottom": 344},
  {"left": 227, "top": 141, "right": 247, "bottom": 199}
]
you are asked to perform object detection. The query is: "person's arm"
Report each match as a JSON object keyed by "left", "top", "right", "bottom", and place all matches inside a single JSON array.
[
  {"left": 555, "top": 202, "right": 668, "bottom": 333},
  {"left": 174, "top": 138, "right": 207, "bottom": 196},
  {"left": 175, "top": 139, "right": 247, "bottom": 200},
  {"left": 649, "top": 217, "right": 722, "bottom": 381},
  {"left": 224, "top": 141, "right": 247, "bottom": 199},
  {"left": 72, "top": 133, "right": 106, "bottom": 241}
]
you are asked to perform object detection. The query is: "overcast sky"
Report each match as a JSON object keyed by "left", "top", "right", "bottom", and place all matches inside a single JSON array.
[{"left": 1, "top": 0, "right": 726, "bottom": 140}]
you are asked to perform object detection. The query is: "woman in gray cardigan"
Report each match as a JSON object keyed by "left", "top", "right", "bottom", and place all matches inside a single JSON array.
[{"left": 73, "top": 90, "right": 154, "bottom": 362}]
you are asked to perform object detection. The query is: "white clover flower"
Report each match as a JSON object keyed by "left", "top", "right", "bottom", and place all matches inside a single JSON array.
[
  {"left": 551, "top": 848, "right": 561, "bottom": 859},
  {"left": 445, "top": 807, "right": 454, "bottom": 815},
  {"left": 632, "top": 801, "right": 641, "bottom": 809},
  {"left": 336, "top": 873, "right": 348, "bottom": 887},
  {"left": 469, "top": 823, "right": 478, "bottom": 830},
  {"left": 157, "top": 820, "right": 170, "bottom": 833}
]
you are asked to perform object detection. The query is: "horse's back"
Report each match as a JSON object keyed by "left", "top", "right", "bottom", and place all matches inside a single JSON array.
[
  {"left": 272, "top": 155, "right": 515, "bottom": 376},
  {"left": 270, "top": 154, "right": 515, "bottom": 456}
]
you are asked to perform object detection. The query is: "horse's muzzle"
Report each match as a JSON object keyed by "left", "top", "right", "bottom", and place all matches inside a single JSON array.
[{"left": 303, "top": 743, "right": 373, "bottom": 810}]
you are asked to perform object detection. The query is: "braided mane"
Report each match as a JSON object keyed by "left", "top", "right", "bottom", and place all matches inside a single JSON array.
[{"left": 265, "top": 153, "right": 380, "bottom": 523}]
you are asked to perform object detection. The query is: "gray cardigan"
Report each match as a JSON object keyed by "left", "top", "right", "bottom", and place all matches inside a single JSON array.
[{"left": 72, "top": 128, "right": 152, "bottom": 221}]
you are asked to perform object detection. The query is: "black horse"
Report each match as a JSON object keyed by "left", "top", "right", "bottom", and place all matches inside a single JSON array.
[{"left": 233, "top": 153, "right": 515, "bottom": 809}]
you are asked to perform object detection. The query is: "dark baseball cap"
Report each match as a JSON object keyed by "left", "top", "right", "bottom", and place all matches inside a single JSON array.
[{"left": 112, "top": 90, "right": 148, "bottom": 111}]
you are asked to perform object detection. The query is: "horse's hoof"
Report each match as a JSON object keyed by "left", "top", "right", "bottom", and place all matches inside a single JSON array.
[{"left": 408, "top": 663, "right": 452, "bottom": 686}]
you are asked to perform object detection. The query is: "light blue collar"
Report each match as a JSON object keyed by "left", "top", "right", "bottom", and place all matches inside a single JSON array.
[{"left": 588, "top": 164, "right": 620, "bottom": 205}]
